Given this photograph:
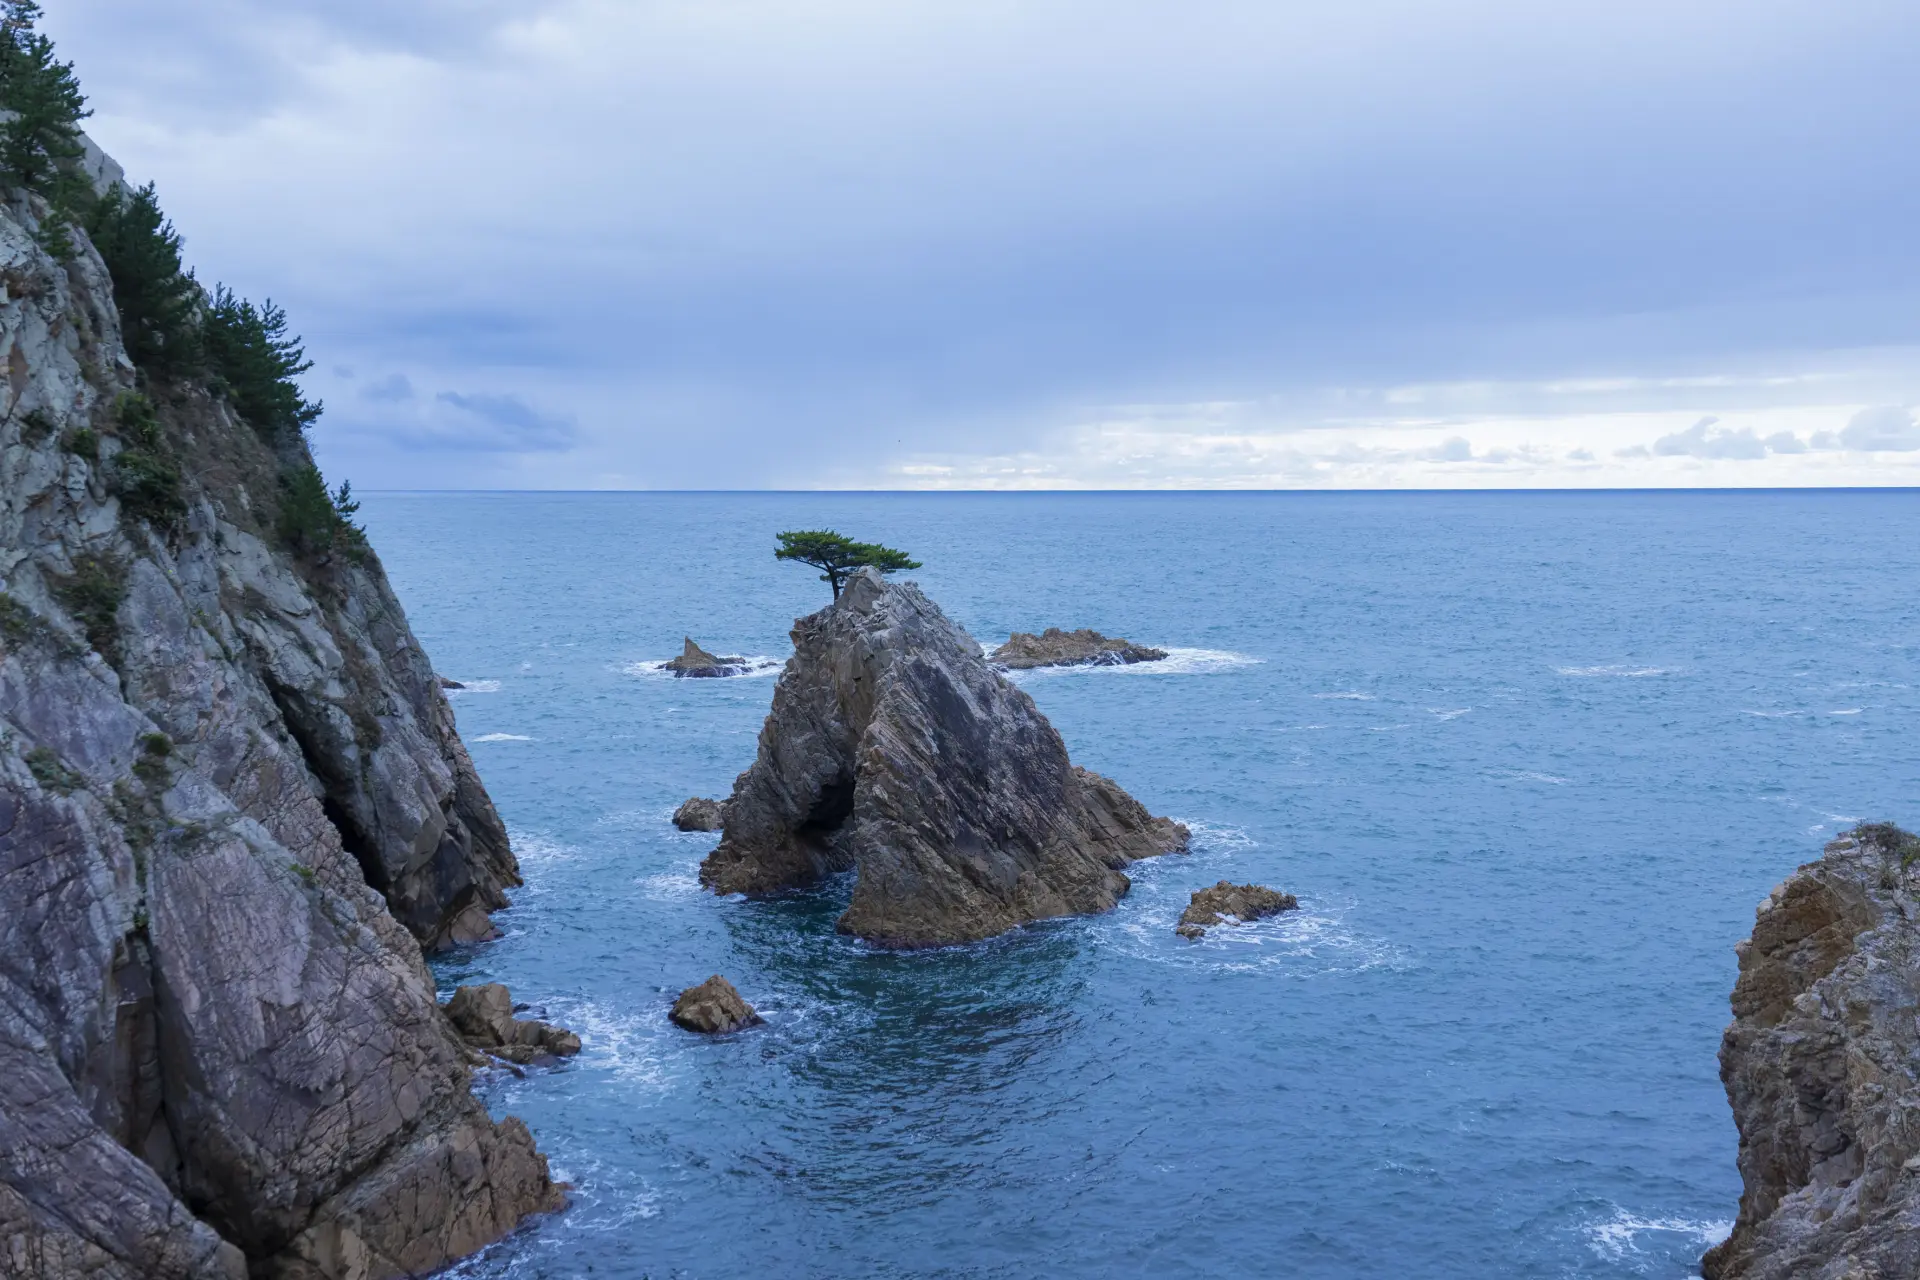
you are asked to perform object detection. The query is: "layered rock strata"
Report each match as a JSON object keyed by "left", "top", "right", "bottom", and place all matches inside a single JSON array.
[
  {"left": 989, "top": 627, "right": 1167, "bottom": 670},
  {"left": 699, "top": 569, "right": 1187, "bottom": 946},
  {"left": 663, "top": 637, "right": 747, "bottom": 677},
  {"left": 1703, "top": 824, "right": 1920, "bottom": 1280},
  {"left": 446, "top": 984, "right": 581, "bottom": 1065},
  {"left": 672, "top": 796, "right": 727, "bottom": 831},
  {"left": 1176, "top": 881, "right": 1298, "bottom": 939},
  {"left": 669, "top": 976, "right": 760, "bottom": 1034},
  {"left": 0, "top": 164, "right": 556, "bottom": 1274}
]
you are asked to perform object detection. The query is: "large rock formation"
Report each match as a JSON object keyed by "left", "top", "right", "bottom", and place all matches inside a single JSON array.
[
  {"left": 662, "top": 637, "right": 747, "bottom": 678},
  {"left": 699, "top": 569, "right": 1187, "bottom": 946},
  {"left": 445, "top": 984, "right": 581, "bottom": 1065},
  {"left": 671, "top": 796, "right": 727, "bottom": 831},
  {"left": 0, "top": 163, "right": 556, "bottom": 1274},
  {"left": 1175, "top": 880, "right": 1298, "bottom": 940},
  {"left": 1703, "top": 824, "right": 1920, "bottom": 1280},
  {"left": 989, "top": 626, "right": 1167, "bottom": 670},
  {"left": 669, "top": 976, "right": 760, "bottom": 1034}
]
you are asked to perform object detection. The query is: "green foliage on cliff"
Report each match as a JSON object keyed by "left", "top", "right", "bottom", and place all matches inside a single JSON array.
[
  {"left": 775, "top": 530, "right": 922, "bottom": 599},
  {"left": 204, "top": 287, "right": 322, "bottom": 441},
  {"left": 108, "top": 393, "right": 185, "bottom": 530},
  {"left": 50, "top": 552, "right": 126, "bottom": 663},
  {"left": 278, "top": 462, "right": 366, "bottom": 561},
  {"left": 85, "top": 184, "right": 202, "bottom": 376},
  {"left": 0, "top": 2, "right": 86, "bottom": 192}
]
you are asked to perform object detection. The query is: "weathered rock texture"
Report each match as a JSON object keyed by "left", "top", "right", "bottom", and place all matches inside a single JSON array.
[
  {"left": 0, "top": 161, "right": 556, "bottom": 1275},
  {"left": 668, "top": 976, "right": 760, "bottom": 1034},
  {"left": 672, "top": 796, "right": 727, "bottom": 831},
  {"left": 699, "top": 569, "right": 1187, "bottom": 946},
  {"left": 989, "top": 627, "right": 1167, "bottom": 670},
  {"left": 1175, "top": 881, "right": 1299, "bottom": 939},
  {"left": 445, "top": 984, "right": 581, "bottom": 1065},
  {"left": 662, "top": 637, "right": 746, "bottom": 678},
  {"left": 1702, "top": 824, "right": 1920, "bottom": 1280}
]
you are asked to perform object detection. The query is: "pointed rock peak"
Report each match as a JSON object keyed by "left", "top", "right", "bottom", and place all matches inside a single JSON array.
[
  {"left": 699, "top": 574, "right": 1187, "bottom": 946},
  {"left": 682, "top": 636, "right": 718, "bottom": 663}
]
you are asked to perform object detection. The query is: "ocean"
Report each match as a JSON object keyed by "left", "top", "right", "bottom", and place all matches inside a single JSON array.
[{"left": 358, "top": 490, "right": 1919, "bottom": 1279}]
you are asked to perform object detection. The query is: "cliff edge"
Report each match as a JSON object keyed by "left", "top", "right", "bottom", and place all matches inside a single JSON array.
[
  {"left": 1703, "top": 824, "right": 1920, "bottom": 1280},
  {"left": 700, "top": 568, "right": 1187, "bottom": 946},
  {"left": 0, "top": 163, "right": 557, "bottom": 1275}
]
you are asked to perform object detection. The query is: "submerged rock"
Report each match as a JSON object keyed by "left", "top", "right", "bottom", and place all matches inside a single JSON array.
[
  {"left": 438, "top": 673, "right": 465, "bottom": 689},
  {"left": 663, "top": 637, "right": 749, "bottom": 678},
  {"left": 0, "top": 133, "right": 557, "bottom": 1278},
  {"left": 672, "top": 796, "right": 728, "bottom": 831},
  {"left": 1175, "top": 881, "right": 1299, "bottom": 939},
  {"left": 699, "top": 568, "right": 1188, "bottom": 946},
  {"left": 1702, "top": 824, "right": 1920, "bottom": 1280},
  {"left": 989, "top": 627, "right": 1168, "bottom": 670},
  {"left": 669, "top": 975, "right": 761, "bottom": 1034},
  {"left": 446, "top": 984, "right": 582, "bottom": 1064}
]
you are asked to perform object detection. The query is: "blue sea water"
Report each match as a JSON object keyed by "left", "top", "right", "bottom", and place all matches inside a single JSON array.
[{"left": 357, "top": 490, "right": 1920, "bottom": 1280}]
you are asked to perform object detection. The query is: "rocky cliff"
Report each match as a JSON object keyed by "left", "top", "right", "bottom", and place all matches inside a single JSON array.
[
  {"left": 700, "top": 568, "right": 1187, "bottom": 946},
  {"left": 0, "top": 175, "right": 557, "bottom": 1273},
  {"left": 1703, "top": 824, "right": 1920, "bottom": 1280}
]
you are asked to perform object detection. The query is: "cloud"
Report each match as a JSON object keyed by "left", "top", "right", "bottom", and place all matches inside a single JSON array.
[
  {"left": 1566, "top": 448, "right": 1595, "bottom": 461},
  {"left": 1613, "top": 444, "right": 1650, "bottom": 458},
  {"left": 1650, "top": 416, "right": 1768, "bottom": 459},
  {"left": 1762, "top": 430, "right": 1806, "bottom": 453},
  {"left": 362, "top": 373, "right": 414, "bottom": 402},
  {"left": 1839, "top": 405, "right": 1920, "bottom": 451},
  {"left": 1423, "top": 435, "right": 1474, "bottom": 461},
  {"left": 339, "top": 387, "right": 578, "bottom": 454}
]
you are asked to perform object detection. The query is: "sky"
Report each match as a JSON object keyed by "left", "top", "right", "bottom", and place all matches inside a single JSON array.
[{"left": 46, "top": 0, "right": 1920, "bottom": 489}]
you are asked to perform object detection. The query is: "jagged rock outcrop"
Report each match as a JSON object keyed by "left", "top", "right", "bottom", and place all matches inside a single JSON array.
[
  {"left": 445, "top": 984, "right": 581, "bottom": 1065},
  {"left": 989, "top": 627, "right": 1167, "bottom": 670},
  {"left": 699, "top": 569, "right": 1187, "bottom": 946},
  {"left": 668, "top": 976, "right": 760, "bottom": 1034},
  {"left": 662, "top": 637, "right": 747, "bottom": 678},
  {"left": 1175, "top": 880, "right": 1298, "bottom": 939},
  {"left": 0, "top": 158, "right": 556, "bottom": 1275},
  {"left": 1702, "top": 824, "right": 1920, "bottom": 1280},
  {"left": 672, "top": 796, "right": 727, "bottom": 831}
]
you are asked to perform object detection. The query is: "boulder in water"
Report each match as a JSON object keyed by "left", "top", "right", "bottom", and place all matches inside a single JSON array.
[
  {"left": 663, "top": 637, "right": 750, "bottom": 677},
  {"left": 670, "top": 975, "right": 761, "bottom": 1034},
  {"left": 446, "top": 984, "right": 582, "bottom": 1064},
  {"left": 989, "top": 627, "right": 1168, "bottom": 670},
  {"left": 673, "top": 796, "right": 728, "bottom": 831},
  {"left": 699, "top": 568, "right": 1188, "bottom": 946},
  {"left": 1701, "top": 824, "right": 1920, "bottom": 1280},
  {"left": 1175, "top": 881, "right": 1299, "bottom": 939}
]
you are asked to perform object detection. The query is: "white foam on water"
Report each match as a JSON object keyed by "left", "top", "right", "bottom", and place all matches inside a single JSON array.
[
  {"left": 1368, "top": 723, "right": 1413, "bottom": 732},
  {"left": 1741, "top": 709, "right": 1801, "bottom": 718},
  {"left": 1428, "top": 707, "right": 1470, "bottom": 720},
  {"left": 1313, "top": 691, "right": 1376, "bottom": 700},
  {"left": 1177, "top": 819, "right": 1258, "bottom": 854},
  {"left": 1829, "top": 708, "right": 1863, "bottom": 715},
  {"left": 540, "top": 995, "right": 676, "bottom": 1089},
  {"left": 472, "top": 732, "right": 534, "bottom": 742},
  {"left": 443, "top": 679, "right": 501, "bottom": 695},
  {"left": 623, "top": 655, "right": 784, "bottom": 680},
  {"left": 1494, "top": 770, "right": 1570, "bottom": 785},
  {"left": 1555, "top": 664, "right": 1674, "bottom": 677},
  {"left": 1007, "top": 647, "right": 1263, "bottom": 679},
  {"left": 1582, "top": 1207, "right": 1730, "bottom": 1264},
  {"left": 639, "top": 864, "right": 703, "bottom": 901}
]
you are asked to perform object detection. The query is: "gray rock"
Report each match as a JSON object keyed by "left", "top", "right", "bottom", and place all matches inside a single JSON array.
[
  {"left": 672, "top": 796, "right": 727, "bottom": 831},
  {"left": 1175, "top": 880, "right": 1299, "bottom": 939},
  {"left": 662, "top": 637, "right": 748, "bottom": 678},
  {"left": 669, "top": 976, "right": 761, "bottom": 1034},
  {"left": 989, "top": 627, "right": 1168, "bottom": 670},
  {"left": 1702, "top": 824, "right": 1920, "bottom": 1280},
  {"left": 0, "top": 139, "right": 557, "bottom": 1277},
  {"left": 699, "top": 569, "right": 1188, "bottom": 946},
  {"left": 445, "top": 984, "right": 581, "bottom": 1064}
]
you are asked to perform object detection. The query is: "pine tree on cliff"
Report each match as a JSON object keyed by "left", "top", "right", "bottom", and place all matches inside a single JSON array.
[
  {"left": 204, "top": 286, "right": 323, "bottom": 440},
  {"left": 85, "top": 183, "right": 202, "bottom": 375},
  {"left": 0, "top": 0, "right": 88, "bottom": 194},
  {"left": 775, "top": 530, "right": 921, "bottom": 598}
]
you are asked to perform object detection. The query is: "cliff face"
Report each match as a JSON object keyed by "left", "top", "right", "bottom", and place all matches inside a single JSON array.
[
  {"left": 0, "top": 178, "right": 557, "bottom": 1275},
  {"left": 700, "top": 568, "right": 1187, "bottom": 946},
  {"left": 1703, "top": 825, "right": 1920, "bottom": 1280}
]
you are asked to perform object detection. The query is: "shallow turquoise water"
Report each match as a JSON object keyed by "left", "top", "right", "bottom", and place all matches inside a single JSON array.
[{"left": 358, "top": 490, "right": 1920, "bottom": 1279}]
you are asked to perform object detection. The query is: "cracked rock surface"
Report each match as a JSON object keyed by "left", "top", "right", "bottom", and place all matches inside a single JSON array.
[
  {"left": 700, "top": 569, "right": 1187, "bottom": 946},
  {"left": 0, "top": 158, "right": 557, "bottom": 1277},
  {"left": 1703, "top": 824, "right": 1920, "bottom": 1280}
]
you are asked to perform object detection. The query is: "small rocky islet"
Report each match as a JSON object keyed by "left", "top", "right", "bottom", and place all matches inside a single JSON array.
[
  {"left": 662, "top": 636, "right": 752, "bottom": 678},
  {"left": 989, "top": 626, "right": 1168, "bottom": 670},
  {"left": 1176, "top": 881, "right": 1299, "bottom": 939}
]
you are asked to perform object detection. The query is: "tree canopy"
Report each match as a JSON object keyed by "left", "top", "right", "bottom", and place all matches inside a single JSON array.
[
  {"left": 775, "top": 530, "right": 921, "bottom": 598},
  {"left": 0, "top": 1, "right": 87, "bottom": 195}
]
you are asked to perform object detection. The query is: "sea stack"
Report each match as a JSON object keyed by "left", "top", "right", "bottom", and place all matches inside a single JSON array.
[
  {"left": 990, "top": 627, "right": 1168, "bottom": 670},
  {"left": 1175, "top": 881, "right": 1298, "bottom": 939},
  {"left": 699, "top": 568, "right": 1188, "bottom": 946},
  {"left": 0, "top": 137, "right": 558, "bottom": 1274},
  {"left": 1702, "top": 824, "right": 1920, "bottom": 1279},
  {"left": 662, "top": 637, "right": 748, "bottom": 677}
]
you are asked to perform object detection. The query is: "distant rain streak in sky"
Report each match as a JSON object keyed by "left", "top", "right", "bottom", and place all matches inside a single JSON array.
[{"left": 50, "top": 0, "right": 1920, "bottom": 489}]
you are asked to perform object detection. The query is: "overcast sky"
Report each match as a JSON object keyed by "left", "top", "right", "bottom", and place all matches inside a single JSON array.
[{"left": 47, "top": 0, "right": 1920, "bottom": 488}]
